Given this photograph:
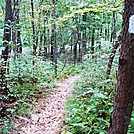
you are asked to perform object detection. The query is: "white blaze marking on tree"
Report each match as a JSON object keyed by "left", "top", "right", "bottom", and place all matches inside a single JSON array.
[{"left": 128, "top": 15, "right": 134, "bottom": 34}]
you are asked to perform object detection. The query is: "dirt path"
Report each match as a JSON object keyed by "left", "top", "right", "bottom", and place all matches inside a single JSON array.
[{"left": 14, "top": 75, "right": 80, "bottom": 134}]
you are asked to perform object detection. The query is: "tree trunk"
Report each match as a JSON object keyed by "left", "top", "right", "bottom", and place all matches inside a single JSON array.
[
  {"left": 2, "top": 0, "right": 12, "bottom": 62},
  {"left": 43, "top": 19, "right": 47, "bottom": 58},
  {"left": 73, "top": 27, "right": 78, "bottom": 65},
  {"left": 77, "top": 26, "right": 81, "bottom": 62},
  {"left": 51, "top": 0, "right": 57, "bottom": 75},
  {"left": 59, "top": 28, "right": 65, "bottom": 54},
  {"left": 70, "top": 31, "right": 73, "bottom": 61},
  {"left": 0, "top": 0, "right": 12, "bottom": 93},
  {"left": 12, "top": 0, "right": 22, "bottom": 58},
  {"left": 39, "top": 32, "right": 43, "bottom": 56},
  {"left": 30, "top": 0, "right": 37, "bottom": 56},
  {"left": 110, "top": 11, "right": 117, "bottom": 43},
  {"left": 81, "top": 13, "right": 87, "bottom": 60},
  {"left": 91, "top": 28, "right": 95, "bottom": 56},
  {"left": 106, "top": 36, "right": 121, "bottom": 80},
  {"left": 17, "top": 30, "right": 22, "bottom": 54},
  {"left": 43, "top": 25, "right": 47, "bottom": 59},
  {"left": 108, "top": 1, "right": 134, "bottom": 133},
  {"left": 74, "top": 42, "right": 77, "bottom": 65},
  {"left": 107, "top": 22, "right": 110, "bottom": 41},
  {"left": 91, "top": 14, "right": 95, "bottom": 58}
]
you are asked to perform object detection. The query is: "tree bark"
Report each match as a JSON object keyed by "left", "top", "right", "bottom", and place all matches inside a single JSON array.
[
  {"left": 91, "top": 28, "right": 95, "bottom": 56},
  {"left": 110, "top": 11, "right": 117, "bottom": 43},
  {"left": 106, "top": 36, "right": 121, "bottom": 80},
  {"left": 77, "top": 26, "right": 81, "bottom": 62},
  {"left": 108, "top": 0, "right": 134, "bottom": 133},
  {"left": 74, "top": 42, "right": 77, "bottom": 65},
  {"left": 51, "top": 0, "right": 57, "bottom": 75},
  {"left": 91, "top": 14, "right": 95, "bottom": 58},
  {"left": 30, "top": 0, "right": 37, "bottom": 56},
  {"left": 81, "top": 13, "right": 87, "bottom": 60},
  {"left": 0, "top": 0, "right": 12, "bottom": 93},
  {"left": 43, "top": 24, "right": 47, "bottom": 58},
  {"left": 73, "top": 27, "right": 77, "bottom": 65},
  {"left": 12, "top": 0, "right": 22, "bottom": 58},
  {"left": 2, "top": 0, "right": 12, "bottom": 62}
]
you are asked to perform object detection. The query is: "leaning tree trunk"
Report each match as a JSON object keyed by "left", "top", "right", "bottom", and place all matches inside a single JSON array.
[
  {"left": 105, "top": 35, "right": 121, "bottom": 81},
  {"left": 108, "top": 0, "right": 134, "bottom": 134}
]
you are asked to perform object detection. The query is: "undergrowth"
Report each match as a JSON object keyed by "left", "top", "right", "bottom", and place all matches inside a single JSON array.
[
  {"left": 64, "top": 61, "right": 115, "bottom": 133},
  {"left": 0, "top": 54, "right": 80, "bottom": 134},
  {"left": 64, "top": 46, "right": 134, "bottom": 134},
  {"left": 64, "top": 45, "right": 119, "bottom": 134}
]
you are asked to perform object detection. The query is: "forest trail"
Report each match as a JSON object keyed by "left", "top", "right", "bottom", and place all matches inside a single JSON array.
[{"left": 14, "top": 75, "right": 80, "bottom": 134}]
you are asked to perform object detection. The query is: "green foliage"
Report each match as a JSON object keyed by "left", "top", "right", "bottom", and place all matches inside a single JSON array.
[
  {"left": 64, "top": 78, "right": 114, "bottom": 133},
  {"left": 63, "top": 39, "right": 133, "bottom": 133},
  {"left": 0, "top": 53, "right": 81, "bottom": 133},
  {"left": 0, "top": 0, "right": 125, "bottom": 133},
  {"left": 8, "top": 54, "right": 55, "bottom": 86},
  {"left": 128, "top": 112, "right": 134, "bottom": 134},
  {"left": 0, "top": 54, "right": 56, "bottom": 133},
  {"left": 6, "top": 54, "right": 55, "bottom": 107},
  {"left": 57, "top": 64, "right": 80, "bottom": 80},
  {"left": 64, "top": 45, "right": 118, "bottom": 134},
  {"left": 0, "top": 119, "right": 13, "bottom": 134}
]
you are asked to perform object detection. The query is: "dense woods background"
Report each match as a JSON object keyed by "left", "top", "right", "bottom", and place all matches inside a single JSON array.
[{"left": 0, "top": 0, "right": 134, "bottom": 134}]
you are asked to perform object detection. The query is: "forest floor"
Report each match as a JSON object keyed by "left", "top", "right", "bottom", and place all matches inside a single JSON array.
[{"left": 12, "top": 75, "right": 80, "bottom": 134}]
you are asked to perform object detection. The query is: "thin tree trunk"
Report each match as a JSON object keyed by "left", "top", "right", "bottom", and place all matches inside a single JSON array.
[
  {"left": 30, "top": 0, "right": 36, "bottom": 56},
  {"left": 51, "top": 0, "right": 57, "bottom": 75},
  {"left": 105, "top": 27, "right": 107, "bottom": 41},
  {"left": 91, "top": 28, "right": 95, "bottom": 56},
  {"left": 91, "top": 14, "right": 95, "bottom": 58},
  {"left": 39, "top": 32, "right": 43, "bottom": 56},
  {"left": 74, "top": 42, "right": 77, "bottom": 65},
  {"left": 51, "top": 40, "right": 54, "bottom": 61},
  {"left": 81, "top": 13, "right": 87, "bottom": 60},
  {"left": 106, "top": 36, "right": 121, "bottom": 80},
  {"left": 77, "top": 26, "right": 81, "bottom": 62},
  {"left": 108, "top": 0, "right": 134, "bottom": 133},
  {"left": 107, "top": 22, "right": 110, "bottom": 41},
  {"left": 12, "top": 0, "right": 22, "bottom": 58},
  {"left": 59, "top": 28, "right": 65, "bottom": 54},
  {"left": 43, "top": 27, "right": 47, "bottom": 59},
  {"left": 73, "top": 26, "right": 78, "bottom": 65},
  {"left": 69, "top": 32, "right": 73, "bottom": 62},
  {"left": 17, "top": 30, "right": 22, "bottom": 54},
  {"left": 43, "top": 18, "right": 47, "bottom": 58},
  {"left": 38, "top": 0, "right": 44, "bottom": 56},
  {"left": 110, "top": 11, "right": 117, "bottom": 43}
]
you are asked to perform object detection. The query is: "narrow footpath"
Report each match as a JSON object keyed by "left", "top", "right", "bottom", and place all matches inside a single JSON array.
[{"left": 14, "top": 75, "right": 80, "bottom": 134}]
